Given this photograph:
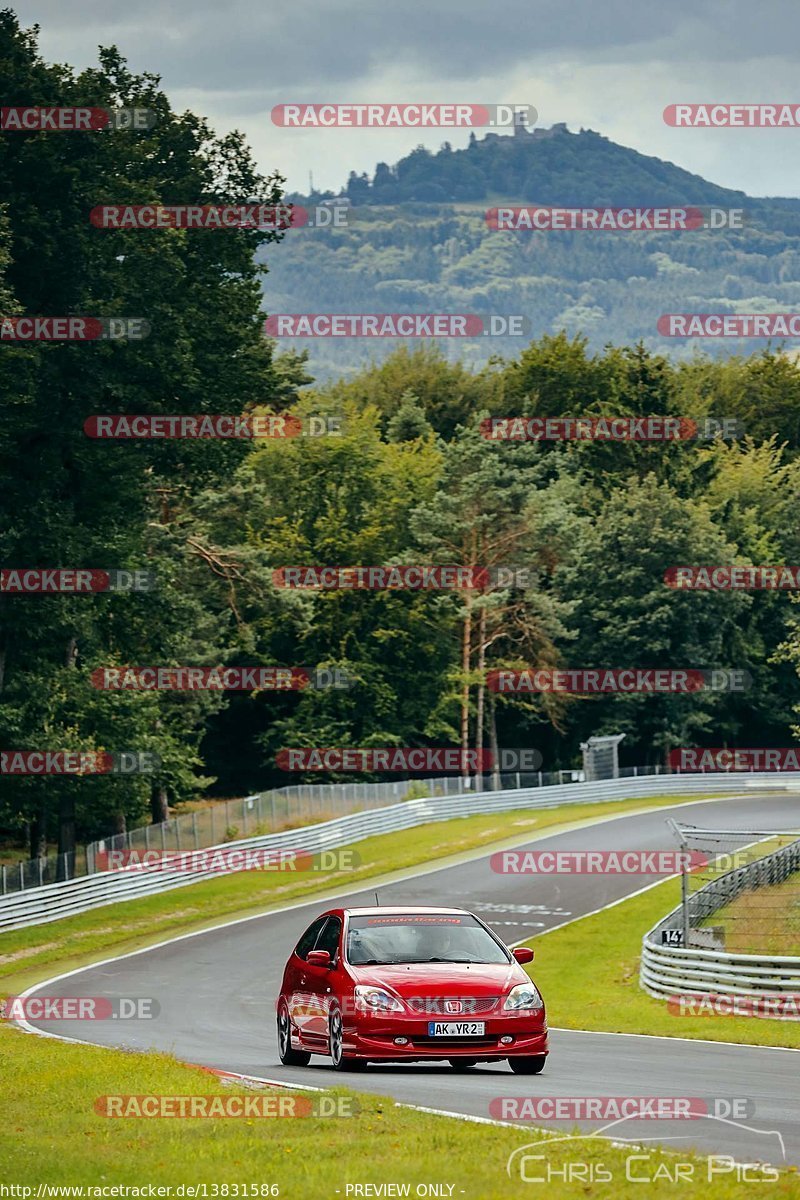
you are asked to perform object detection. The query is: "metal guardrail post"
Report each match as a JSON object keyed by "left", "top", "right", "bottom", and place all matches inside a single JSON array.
[
  {"left": 681, "top": 863, "right": 689, "bottom": 946},
  {"left": 19, "top": 862, "right": 24, "bottom": 891}
]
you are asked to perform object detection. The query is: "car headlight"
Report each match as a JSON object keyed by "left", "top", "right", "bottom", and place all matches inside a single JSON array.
[
  {"left": 354, "top": 985, "right": 404, "bottom": 1014},
  {"left": 503, "top": 982, "right": 543, "bottom": 1011}
]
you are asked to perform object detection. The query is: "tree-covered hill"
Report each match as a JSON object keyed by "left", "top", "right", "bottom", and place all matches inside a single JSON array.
[
  {"left": 267, "top": 125, "right": 800, "bottom": 379},
  {"left": 338, "top": 125, "right": 757, "bottom": 208}
]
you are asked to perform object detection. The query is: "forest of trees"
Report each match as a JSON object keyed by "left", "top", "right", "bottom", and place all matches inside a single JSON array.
[
  {"left": 3, "top": 10, "right": 800, "bottom": 863},
  {"left": 336, "top": 125, "right": 758, "bottom": 208}
]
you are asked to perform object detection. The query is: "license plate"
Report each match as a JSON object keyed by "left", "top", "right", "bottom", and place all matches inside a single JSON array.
[{"left": 427, "top": 1021, "right": 485, "bottom": 1037}]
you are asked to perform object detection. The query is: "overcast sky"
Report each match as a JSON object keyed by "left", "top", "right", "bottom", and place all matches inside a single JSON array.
[{"left": 11, "top": 0, "right": 800, "bottom": 197}]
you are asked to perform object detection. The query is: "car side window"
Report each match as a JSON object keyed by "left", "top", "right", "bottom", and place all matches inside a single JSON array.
[
  {"left": 315, "top": 916, "right": 342, "bottom": 963},
  {"left": 294, "top": 916, "right": 327, "bottom": 961}
]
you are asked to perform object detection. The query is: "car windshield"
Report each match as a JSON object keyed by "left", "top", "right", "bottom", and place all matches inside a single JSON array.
[{"left": 345, "top": 913, "right": 510, "bottom": 965}]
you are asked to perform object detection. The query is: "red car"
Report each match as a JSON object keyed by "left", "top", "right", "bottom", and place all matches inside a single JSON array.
[{"left": 276, "top": 906, "right": 548, "bottom": 1073}]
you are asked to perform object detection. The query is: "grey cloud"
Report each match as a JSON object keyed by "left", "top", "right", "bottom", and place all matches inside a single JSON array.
[{"left": 15, "top": 0, "right": 800, "bottom": 95}]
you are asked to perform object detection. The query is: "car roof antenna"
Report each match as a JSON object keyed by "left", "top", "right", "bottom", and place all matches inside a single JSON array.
[{"left": 374, "top": 890, "right": 380, "bottom": 906}]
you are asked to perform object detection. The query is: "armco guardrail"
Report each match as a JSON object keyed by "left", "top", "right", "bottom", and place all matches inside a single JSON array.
[
  {"left": 5, "top": 766, "right": 590, "bottom": 894},
  {"left": 0, "top": 771, "right": 775, "bottom": 933},
  {"left": 640, "top": 837, "right": 800, "bottom": 1016}
]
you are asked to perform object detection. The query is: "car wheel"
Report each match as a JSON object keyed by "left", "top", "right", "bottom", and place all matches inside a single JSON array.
[
  {"left": 329, "top": 1008, "right": 366, "bottom": 1071},
  {"left": 509, "top": 1055, "right": 546, "bottom": 1075},
  {"left": 277, "top": 1003, "right": 311, "bottom": 1066},
  {"left": 449, "top": 1058, "right": 478, "bottom": 1070}
]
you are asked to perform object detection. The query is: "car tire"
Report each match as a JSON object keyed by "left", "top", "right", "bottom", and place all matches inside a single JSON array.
[
  {"left": 277, "top": 1003, "right": 311, "bottom": 1066},
  {"left": 449, "top": 1058, "right": 478, "bottom": 1070},
  {"left": 329, "top": 1008, "right": 366, "bottom": 1071},
  {"left": 509, "top": 1055, "right": 547, "bottom": 1075}
]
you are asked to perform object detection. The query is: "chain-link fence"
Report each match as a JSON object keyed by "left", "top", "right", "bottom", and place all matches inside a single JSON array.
[
  {"left": 664, "top": 820, "right": 800, "bottom": 953},
  {"left": 0, "top": 762, "right": 678, "bottom": 895},
  {"left": 0, "top": 850, "right": 85, "bottom": 895}
]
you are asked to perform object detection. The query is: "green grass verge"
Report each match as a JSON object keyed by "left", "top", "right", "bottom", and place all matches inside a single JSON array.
[
  {"left": 2, "top": 1022, "right": 798, "bottom": 1196},
  {"left": 523, "top": 875, "right": 800, "bottom": 1048},
  {"left": 0, "top": 792, "right": 725, "bottom": 992}
]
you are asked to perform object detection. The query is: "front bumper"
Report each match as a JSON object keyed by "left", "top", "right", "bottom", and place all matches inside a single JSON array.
[{"left": 344, "top": 1014, "right": 549, "bottom": 1061}]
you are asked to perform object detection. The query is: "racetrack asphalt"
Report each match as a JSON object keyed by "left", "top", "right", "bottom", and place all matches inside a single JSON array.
[{"left": 19, "top": 792, "right": 800, "bottom": 1167}]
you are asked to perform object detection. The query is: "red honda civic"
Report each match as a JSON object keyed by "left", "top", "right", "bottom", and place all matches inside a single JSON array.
[{"left": 276, "top": 906, "right": 548, "bottom": 1072}]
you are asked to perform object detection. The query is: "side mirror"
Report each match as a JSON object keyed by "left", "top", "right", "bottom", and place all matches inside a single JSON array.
[
  {"left": 307, "top": 949, "right": 332, "bottom": 968},
  {"left": 512, "top": 947, "right": 534, "bottom": 964}
]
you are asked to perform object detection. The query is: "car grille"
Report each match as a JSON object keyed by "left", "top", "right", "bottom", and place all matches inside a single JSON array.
[{"left": 405, "top": 996, "right": 500, "bottom": 1015}]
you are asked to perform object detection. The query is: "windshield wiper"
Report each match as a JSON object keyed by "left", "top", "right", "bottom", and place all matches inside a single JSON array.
[{"left": 410, "top": 957, "right": 486, "bottom": 964}]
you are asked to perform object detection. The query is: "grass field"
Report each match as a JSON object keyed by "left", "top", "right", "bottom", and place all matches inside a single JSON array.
[{"left": 2, "top": 1019, "right": 798, "bottom": 1197}]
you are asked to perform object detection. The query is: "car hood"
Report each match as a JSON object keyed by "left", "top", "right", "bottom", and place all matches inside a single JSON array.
[{"left": 347, "top": 961, "right": 528, "bottom": 995}]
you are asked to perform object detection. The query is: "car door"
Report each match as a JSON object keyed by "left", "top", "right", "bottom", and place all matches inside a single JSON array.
[
  {"left": 300, "top": 915, "right": 343, "bottom": 1046},
  {"left": 287, "top": 915, "right": 328, "bottom": 1039}
]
